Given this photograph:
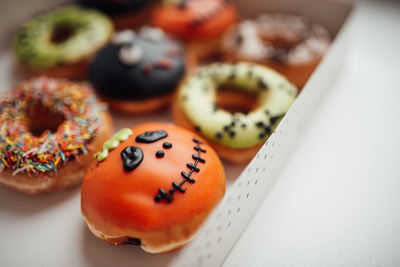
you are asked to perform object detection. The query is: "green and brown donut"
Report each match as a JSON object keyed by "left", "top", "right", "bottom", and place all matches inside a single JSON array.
[
  {"left": 13, "top": 6, "right": 113, "bottom": 79},
  {"left": 173, "top": 62, "right": 298, "bottom": 163}
]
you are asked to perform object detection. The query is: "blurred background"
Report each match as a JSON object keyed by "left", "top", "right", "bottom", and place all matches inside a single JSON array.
[{"left": 0, "top": 0, "right": 400, "bottom": 266}]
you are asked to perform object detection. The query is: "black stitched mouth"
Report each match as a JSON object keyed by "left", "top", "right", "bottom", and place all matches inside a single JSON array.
[{"left": 154, "top": 137, "right": 206, "bottom": 203}]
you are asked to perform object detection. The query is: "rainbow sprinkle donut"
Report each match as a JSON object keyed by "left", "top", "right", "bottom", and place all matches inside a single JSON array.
[{"left": 0, "top": 77, "right": 112, "bottom": 194}]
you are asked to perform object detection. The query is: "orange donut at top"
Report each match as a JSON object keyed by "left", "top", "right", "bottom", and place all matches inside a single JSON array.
[
  {"left": 81, "top": 122, "right": 225, "bottom": 253},
  {"left": 151, "top": 0, "right": 238, "bottom": 41}
]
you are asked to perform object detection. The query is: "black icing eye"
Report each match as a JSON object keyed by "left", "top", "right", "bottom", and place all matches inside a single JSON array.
[
  {"left": 135, "top": 129, "right": 167, "bottom": 143},
  {"left": 121, "top": 146, "right": 144, "bottom": 172},
  {"left": 155, "top": 150, "right": 164, "bottom": 158},
  {"left": 163, "top": 142, "right": 172, "bottom": 149}
]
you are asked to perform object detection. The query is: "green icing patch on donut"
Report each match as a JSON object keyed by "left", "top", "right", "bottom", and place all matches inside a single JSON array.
[
  {"left": 13, "top": 6, "right": 113, "bottom": 68},
  {"left": 178, "top": 62, "right": 298, "bottom": 149},
  {"left": 94, "top": 128, "right": 133, "bottom": 162}
]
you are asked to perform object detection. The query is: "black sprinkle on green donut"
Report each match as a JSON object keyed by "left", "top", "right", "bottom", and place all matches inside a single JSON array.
[
  {"left": 13, "top": 6, "right": 113, "bottom": 68},
  {"left": 178, "top": 62, "right": 298, "bottom": 149}
]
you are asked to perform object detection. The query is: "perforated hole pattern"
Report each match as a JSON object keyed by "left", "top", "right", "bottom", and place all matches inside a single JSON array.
[
  {"left": 173, "top": 37, "right": 346, "bottom": 264},
  {"left": 173, "top": 96, "right": 307, "bottom": 267}
]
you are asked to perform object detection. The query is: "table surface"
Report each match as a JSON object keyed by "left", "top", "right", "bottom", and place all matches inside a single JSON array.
[
  {"left": 1, "top": 0, "right": 400, "bottom": 266},
  {"left": 223, "top": 0, "right": 400, "bottom": 266}
]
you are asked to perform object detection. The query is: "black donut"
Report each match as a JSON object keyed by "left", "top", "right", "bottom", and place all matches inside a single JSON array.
[
  {"left": 89, "top": 28, "right": 185, "bottom": 101},
  {"left": 81, "top": 0, "right": 148, "bottom": 16}
]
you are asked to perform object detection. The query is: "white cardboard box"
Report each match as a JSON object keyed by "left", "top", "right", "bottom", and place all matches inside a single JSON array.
[{"left": 0, "top": 0, "right": 353, "bottom": 266}]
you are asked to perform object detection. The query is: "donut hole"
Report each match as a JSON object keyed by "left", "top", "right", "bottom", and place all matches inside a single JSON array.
[
  {"left": 50, "top": 23, "right": 76, "bottom": 44},
  {"left": 216, "top": 86, "right": 258, "bottom": 114},
  {"left": 26, "top": 103, "right": 66, "bottom": 136}
]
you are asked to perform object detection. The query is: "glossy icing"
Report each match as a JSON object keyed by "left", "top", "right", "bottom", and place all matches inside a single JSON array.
[
  {"left": 154, "top": 137, "right": 206, "bottom": 203},
  {"left": 177, "top": 62, "right": 298, "bottom": 149},
  {"left": 13, "top": 6, "right": 113, "bottom": 68},
  {"left": 135, "top": 129, "right": 168, "bottom": 143},
  {"left": 89, "top": 27, "right": 185, "bottom": 101},
  {"left": 121, "top": 146, "right": 144, "bottom": 171},
  {"left": 81, "top": 123, "right": 225, "bottom": 231},
  {"left": 151, "top": 0, "right": 237, "bottom": 40}
]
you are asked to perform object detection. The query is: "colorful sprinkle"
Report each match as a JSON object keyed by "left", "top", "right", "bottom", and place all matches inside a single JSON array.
[{"left": 0, "top": 77, "right": 105, "bottom": 176}]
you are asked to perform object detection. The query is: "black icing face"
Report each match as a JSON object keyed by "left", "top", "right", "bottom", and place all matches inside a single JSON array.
[
  {"left": 89, "top": 28, "right": 185, "bottom": 101},
  {"left": 119, "top": 129, "right": 207, "bottom": 204}
]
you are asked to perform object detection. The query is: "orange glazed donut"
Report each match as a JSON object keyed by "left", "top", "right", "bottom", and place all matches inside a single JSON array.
[
  {"left": 0, "top": 77, "right": 112, "bottom": 194},
  {"left": 81, "top": 0, "right": 154, "bottom": 30},
  {"left": 81, "top": 123, "right": 225, "bottom": 253},
  {"left": 151, "top": 0, "right": 237, "bottom": 41},
  {"left": 151, "top": 0, "right": 238, "bottom": 70}
]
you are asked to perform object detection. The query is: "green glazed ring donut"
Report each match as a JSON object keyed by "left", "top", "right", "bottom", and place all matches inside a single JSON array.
[
  {"left": 13, "top": 6, "right": 113, "bottom": 68},
  {"left": 177, "top": 62, "right": 298, "bottom": 149}
]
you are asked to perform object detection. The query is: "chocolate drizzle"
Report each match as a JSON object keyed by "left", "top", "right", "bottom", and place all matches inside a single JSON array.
[
  {"left": 154, "top": 137, "right": 206, "bottom": 203},
  {"left": 121, "top": 146, "right": 144, "bottom": 171},
  {"left": 135, "top": 130, "right": 167, "bottom": 143}
]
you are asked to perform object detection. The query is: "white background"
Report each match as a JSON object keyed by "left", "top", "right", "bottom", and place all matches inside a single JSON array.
[
  {"left": 0, "top": 0, "right": 400, "bottom": 266},
  {"left": 224, "top": 0, "right": 400, "bottom": 266}
]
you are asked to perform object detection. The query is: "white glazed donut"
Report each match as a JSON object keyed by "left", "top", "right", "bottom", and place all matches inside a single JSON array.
[
  {"left": 173, "top": 62, "right": 297, "bottom": 163},
  {"left": 221, "top": 14, "right": 331, "bottom": 88}
]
